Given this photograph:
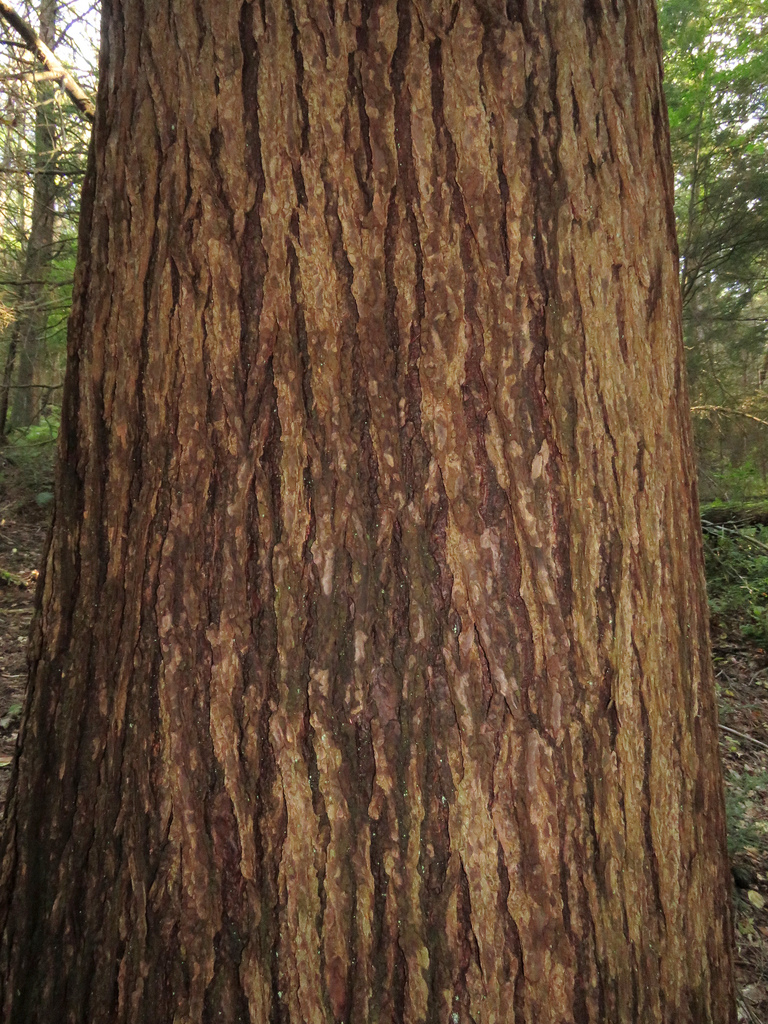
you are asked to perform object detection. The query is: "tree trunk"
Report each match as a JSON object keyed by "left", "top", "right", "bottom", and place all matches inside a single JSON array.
[
  {"left": 0, "top": 330, "right": 16, "bottom": 437},
  {"left": 0, "top": 2, "right": 735, "bottom": 1022},
  {"left": 3, "top": 0, "right": 58, "bottom": 431}
]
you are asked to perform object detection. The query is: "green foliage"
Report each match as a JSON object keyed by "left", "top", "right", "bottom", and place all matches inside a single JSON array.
[
  {"left": 659, "top": 0, "right": 768, "bottom": 500},
  {"left": 660, "top": 0, "right": 768, "bottom": 295},
  {"left": 16, "top": 413, "right": 60, "bottom": 446},
  {"left": 0, "top": 407, "right": 59, "bottom": 500},
  {"left": 0, "top": 1, "right": 96, "bottom": 437},
  {"left": 702, "top": 520, "right": 768, "bottom": 643},
  {"left": 0, "top": 704, "right": 22, "bottom": 729},
  {"left": 724, "top": 768, "right": 768, "bottom": 857},
  {"left": 703, "top": 457, "right": 768, "bottom": 501}
]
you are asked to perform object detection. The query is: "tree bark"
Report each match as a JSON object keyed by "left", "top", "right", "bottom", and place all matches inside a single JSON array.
[{"left": 0, "top": 2, "right": 735, "bottom": 1023}]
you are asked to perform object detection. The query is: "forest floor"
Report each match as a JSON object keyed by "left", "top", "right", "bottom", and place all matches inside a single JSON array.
[
  {"left": 0, "top": 490, "right": 767, "bottom": 1018},
  {"left": 0, "top": 495, "right": 46, "bottom": 812},
  {"left": 711, "top": 627, "right": 768, "bottom": 1021}
]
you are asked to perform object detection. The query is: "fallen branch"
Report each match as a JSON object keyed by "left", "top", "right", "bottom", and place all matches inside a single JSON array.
[
  {"left": 701, "top": 519, "right": 768, "bottom": 553},
  {"left": 701, "top": 500, "right": 768, "bottom": 528},
  {"left": 719, "top": 723, "right": 768, "bottom": 752},
  {"left": 691, "top": 405, "right": 768, "bottom": 430},
  {"left": 0, "top": 0, "right": 95, "bottom": 123}
]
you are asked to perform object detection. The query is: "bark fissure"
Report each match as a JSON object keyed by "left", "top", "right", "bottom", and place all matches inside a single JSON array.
[{"left": 0, "top": 1, "right": 735, "bottom": 1022}]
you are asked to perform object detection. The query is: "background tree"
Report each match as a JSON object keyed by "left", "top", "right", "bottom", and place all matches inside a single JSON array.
[
  {"left": 659, "top": 0, "right": 768, "bottom": 498},
  {"left": 0, "top": 0, "right": 96, "bottom": 438},
  {"left": 1, "top": 0, "right": 59, "bottom": 431},
  {"left": 0, "top": 2, "right": 736, "bottom": 1023}
]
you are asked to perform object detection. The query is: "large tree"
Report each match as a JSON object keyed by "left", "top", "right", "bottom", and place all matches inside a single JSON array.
[{"left": 0, "top": 1, "right": 735, "bottom": 1022}]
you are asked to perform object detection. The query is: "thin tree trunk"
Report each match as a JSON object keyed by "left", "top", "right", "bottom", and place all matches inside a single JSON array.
[
  {"left": 0, "top": 92, "right": 19, "bottom": 239},
  {"left": 0, "top": 327, "right": 17, "bottom": 436},
  {"left": 0, "top": 101, "right": 19, "bottom": 436},
  {"left": 0, "top": 2, "right": 735, "bottom": 1023},
  {"left": 5, "top": 0, "right": 58, "bottom": 431},
  {"left": 680, "top": 104, "right": 704, "bottom": 304}
]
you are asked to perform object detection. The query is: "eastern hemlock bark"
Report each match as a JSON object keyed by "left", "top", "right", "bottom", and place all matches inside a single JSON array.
[{"left": 0, "top": 2, "right": 735, "bottom": 1023}]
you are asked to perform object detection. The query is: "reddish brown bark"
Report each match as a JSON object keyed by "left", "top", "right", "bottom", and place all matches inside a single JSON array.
[{"left": 0, "top": 1, "right": 735, "bottom": 1022}]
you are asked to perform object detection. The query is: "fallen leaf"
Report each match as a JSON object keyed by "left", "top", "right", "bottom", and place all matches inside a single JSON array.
[
  {"left": 741, "top": 983, "right": 767, "bottom": 1005},
  {"left": 747, "top": 890, "right": 766, "bottom": 910}
]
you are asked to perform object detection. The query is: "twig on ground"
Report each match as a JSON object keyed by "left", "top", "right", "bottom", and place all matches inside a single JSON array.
[{"left": 720, "top": 723, "right": 768, "bottom": 752}]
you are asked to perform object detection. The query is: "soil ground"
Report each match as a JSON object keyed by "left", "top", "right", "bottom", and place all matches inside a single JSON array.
[
  {"left": 0, "top": 497, "right": 46, "bottom": 812},
  {"left": 0, "top": 495, "right": 766, "bottom": 1019},
  {"left": 711, "top": 629, "right": 768, "bottom": 1021}
]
